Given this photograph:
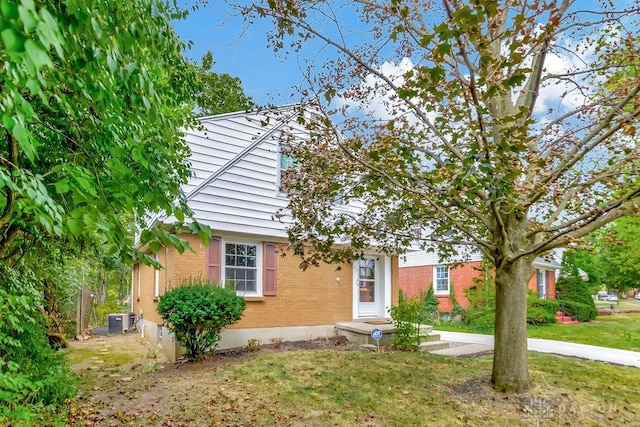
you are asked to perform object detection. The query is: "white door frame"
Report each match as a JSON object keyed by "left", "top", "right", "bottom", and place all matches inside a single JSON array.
[{"left": 352, "top": 255, "right": 392, "bottom": 319}]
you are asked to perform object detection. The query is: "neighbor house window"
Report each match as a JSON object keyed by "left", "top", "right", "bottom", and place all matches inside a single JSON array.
[
  {"left": 136, "top": 264, "right": 141, "bottom": 298},
  {"left": 536, "top": 269, "right": 546, "bottom": 299},
  {"left": 434, "top": 265, "right": 450, "bottom": 295},
  {"left": 224, "top": 242, "right": 260, "bottom": 295}
]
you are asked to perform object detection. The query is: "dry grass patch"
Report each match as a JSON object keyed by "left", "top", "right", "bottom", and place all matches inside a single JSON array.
[{"left": 69, "top": 334, "right": 640, "bottom": 426}]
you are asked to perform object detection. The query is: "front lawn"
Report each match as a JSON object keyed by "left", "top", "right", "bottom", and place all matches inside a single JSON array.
[
  {"left": 527, "top": 312, "right": 640, "bottom": 351},
  {"left": 69, "top": 334, "right": 640, "bottom": 426},
  {"left": 437, "top": 312, "right": 640, "bottom": 351}
]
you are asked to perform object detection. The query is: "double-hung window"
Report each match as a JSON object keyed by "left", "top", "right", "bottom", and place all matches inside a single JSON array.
[
  {"left": 224, "top": 242, "right": 260, "bottom": 295},
  {"left": 434, "top": 265, "right": 450, "bottom": 295}
]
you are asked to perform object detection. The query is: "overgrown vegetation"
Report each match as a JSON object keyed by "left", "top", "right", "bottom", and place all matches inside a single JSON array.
[
  {"left": 389, "top": 289, "right": 438, "bottom": 350},
  {"left": 156, "top": 279, "right": 246, "bottom": 360},
  {"left": 0, "top": 267, "right": 75, "bottom": 425},
  {"left": 464, "top": 269, "right": 559, "bottom": 331},
  {"left": 70, "top": 338, "right": 640, "bottom": 425},
  {"left": 527, "top": 295, "right": 559, "bottom": 325}
]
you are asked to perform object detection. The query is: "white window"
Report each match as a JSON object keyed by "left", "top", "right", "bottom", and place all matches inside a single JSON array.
[
  {"left": 136, "top": 264, "right": 141, "bottom": 298},
  {"left": 224, "top": 242, "right": 261, "bottom": 296},
  {"left": 434, "top": 265, "right": 450, "bottom": 295}
]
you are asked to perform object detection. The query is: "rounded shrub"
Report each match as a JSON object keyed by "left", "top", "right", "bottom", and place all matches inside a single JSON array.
[
  {"left": 157, "top": 280, "right": 246, "bottom": 360},
  {"left": 527, "top": 297, "right": 559, "bottom": 325},
  {"left": 557, "top": 300, "right": 597, "bottom": 322}
]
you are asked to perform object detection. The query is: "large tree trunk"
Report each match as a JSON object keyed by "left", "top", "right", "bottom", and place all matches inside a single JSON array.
[{"left": 492, "top": 256, "right": 534, "bottom": 392}]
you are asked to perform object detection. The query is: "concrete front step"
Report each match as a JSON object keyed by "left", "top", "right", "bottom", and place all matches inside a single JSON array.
[
  {"left": 422, "top": 332, "right": 443, "bottom": 342},
  {"left": 419, "top": 340, "right": 450, "bottom": 352},
  {"left": 335, "top": 321, "right": 440, "bottom": 347}
]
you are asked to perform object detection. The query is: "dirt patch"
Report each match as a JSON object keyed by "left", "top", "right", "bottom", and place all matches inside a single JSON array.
[{"left": 69, "top": 333, "right": 359, "bottom": 426}]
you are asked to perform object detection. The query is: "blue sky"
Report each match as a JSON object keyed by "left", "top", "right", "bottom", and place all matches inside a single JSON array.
[{"left": 172, "top": 3, "right": 304, "bottom": 106}]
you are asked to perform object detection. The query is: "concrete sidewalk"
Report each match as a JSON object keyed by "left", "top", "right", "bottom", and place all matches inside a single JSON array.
[{"left": 431, "top": 331, "right": 640, "bottom": 368}]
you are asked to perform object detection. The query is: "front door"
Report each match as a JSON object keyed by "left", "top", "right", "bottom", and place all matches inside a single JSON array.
[{"left": 357, "top": 258, "right": 377, "bottom": 317}]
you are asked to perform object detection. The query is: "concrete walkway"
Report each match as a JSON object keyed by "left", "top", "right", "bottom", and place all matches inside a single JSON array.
[{"left": 431, "top": 331, "right": 640, "bottom": 368}]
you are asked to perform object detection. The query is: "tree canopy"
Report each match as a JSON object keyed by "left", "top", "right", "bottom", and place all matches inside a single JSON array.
[
  {"left": 237, "top": 0, "right": 640, "bottom": 392},
  {"left": 0, "top": 0, "right": 208, "bottom": 266},
  {"left": 195, "top": 51, "right": 254, "bottom": 115},
  {"left": 597, "top": 216, "right": 640, "bottom": 296}
]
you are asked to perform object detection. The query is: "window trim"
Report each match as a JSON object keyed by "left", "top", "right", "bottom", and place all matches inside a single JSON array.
[
  {"left": 433, "top": 265, "right": 450, "bottom": 296},
  {"left": 536, "top": 269, "right": 546, "bottom": 299},
  {"left": 136, "top": 264, "right": 141, "bottom": 299},
  {"left": 222, "top": 239, "right": 262, "bottom": 297}
]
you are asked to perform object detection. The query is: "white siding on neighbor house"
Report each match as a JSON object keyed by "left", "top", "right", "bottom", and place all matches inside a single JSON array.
[{"left": 400, "top": 248, "right": 483, "bottom": 268}]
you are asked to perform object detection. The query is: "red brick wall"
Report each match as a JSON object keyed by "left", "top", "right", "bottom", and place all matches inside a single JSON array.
[
  {"left": 133, "top": 234, "right": 208, "bottom": 325},
  {"left": 399, "top": 262, "right": 483, "bottom": 313},
  {"left": 527, "top": 269, "right": 557, "bottom": 299},
  {"left": 399, "top": 262, "right": 557, "bottom": 313}
]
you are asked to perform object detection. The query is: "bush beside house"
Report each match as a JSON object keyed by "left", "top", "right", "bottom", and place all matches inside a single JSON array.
[{"left": 156, "top": 280, "right": 246, "bottom": 360}]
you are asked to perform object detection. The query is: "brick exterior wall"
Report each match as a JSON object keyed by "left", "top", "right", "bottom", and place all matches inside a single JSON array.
[
  {"left": 399, "top": 262, "right": 483, "bottom": 313},
  {"left": 132, "top": 235, "right": 400, "bottom": 328},
  {"left": 528, "top": 269, "right": 557, "bottom": 299},
  {"left": 399, "top": 262, "right": 556, "bottom": 313}
]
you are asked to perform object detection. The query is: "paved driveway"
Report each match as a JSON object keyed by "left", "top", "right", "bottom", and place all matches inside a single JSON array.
[{"left": 434, "top": 331, "right": 640, "bottom": 367}]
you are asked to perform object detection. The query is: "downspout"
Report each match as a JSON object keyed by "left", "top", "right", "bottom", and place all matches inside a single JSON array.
[{"left": 130, "top": 266, "right": 134, "bottom": 313}]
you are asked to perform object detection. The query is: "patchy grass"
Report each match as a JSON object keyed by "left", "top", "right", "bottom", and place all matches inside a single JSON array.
[{"left": 69, "top": 334, "right": 640, "bottom": 426}]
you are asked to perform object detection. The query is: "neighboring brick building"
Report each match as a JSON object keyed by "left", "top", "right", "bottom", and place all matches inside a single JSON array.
[
  {"left": 399, "top": 252, "right": 558, "bottom": 314},
  {"left": 133, "top": 107, "right": 399, "bottom": 360}
]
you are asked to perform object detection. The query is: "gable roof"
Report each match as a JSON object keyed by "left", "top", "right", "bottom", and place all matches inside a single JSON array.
[
  {"left": 149, "top": 105, "right": 311, "bottom": 239},
  {"left": 185, "top": 108, "right": 299, "bottom": 202}
]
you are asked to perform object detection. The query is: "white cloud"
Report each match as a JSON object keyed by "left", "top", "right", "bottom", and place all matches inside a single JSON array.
[{"left": 332, "top": 57, "right": 437, "bottom": 125}]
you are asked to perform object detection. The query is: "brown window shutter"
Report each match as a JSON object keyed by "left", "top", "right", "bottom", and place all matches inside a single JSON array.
[
  {"left": 208, "top": 237, "right": 221, "bottom": 284},
  {"left": 263, "top": 242, "right": 277, "bottom": 296}
]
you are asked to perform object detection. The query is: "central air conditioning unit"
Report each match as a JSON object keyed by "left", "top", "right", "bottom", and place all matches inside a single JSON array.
[{"left": 108, "top": 313, "right": 125, "bottom": 334}]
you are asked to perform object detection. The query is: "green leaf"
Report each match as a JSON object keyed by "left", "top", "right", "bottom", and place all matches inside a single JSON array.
[
  {"left": 53, "top": 179, "right": 69, "bottom": 194},
  {"left": 24, "top": 39, "right": 52, "bottom": 69},
  {"left": 1, "top": 27, "right": 25, "bottom": 53}
]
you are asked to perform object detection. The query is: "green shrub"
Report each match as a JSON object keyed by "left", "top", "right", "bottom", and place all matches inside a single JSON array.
[
  {"left": 422, "top": 286, "right": 440, "bottom": 324},
  {"left": 465, "top": 286, "right": 560, "bottom": 329},
  {"left": 558, "top": 300, "right": 598, "bottom": 322},
  {"left": 527, "top": 297, "right": 558, "bottom": 325},
  {"left": 464, "top": 304, "right": 495, "bottom": 331},
  {"left": 389, "top": 290, "right": 431, "bottom": 350},
  {"left": 556, "top": 254, "right": 597, "bottom": 321},
  {"left": 156, "top": 279, "right": 246, "bottom": 360},
  {"left": 449, "top": 284, "right": 466, "bottom": 323},
  {"left": 0, "top": 268, "right": 75, "bottom": 424},
  {"left": 464, "top": 266, "right": 496, "bottom": 332}
]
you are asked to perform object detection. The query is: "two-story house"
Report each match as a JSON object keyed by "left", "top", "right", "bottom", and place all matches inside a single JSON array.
[{"left": 132, "top": 106, "right": 399, "bottom": 360}]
